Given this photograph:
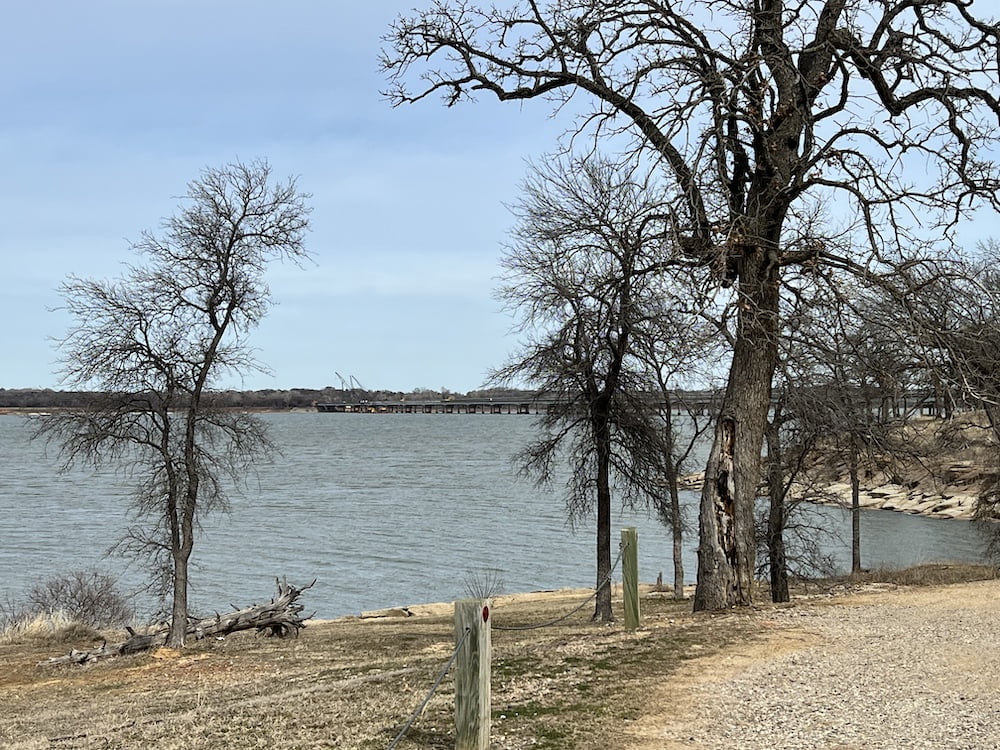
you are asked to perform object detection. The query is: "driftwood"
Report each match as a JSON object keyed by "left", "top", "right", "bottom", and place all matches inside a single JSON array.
[{"left": 39, "top": 577, "right": 316, "bottom": 666}]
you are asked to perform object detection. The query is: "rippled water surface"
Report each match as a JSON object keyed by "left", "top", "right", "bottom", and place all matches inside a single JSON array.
[{"left": 0, "top": 413, "right": 990, "bottom": 618}]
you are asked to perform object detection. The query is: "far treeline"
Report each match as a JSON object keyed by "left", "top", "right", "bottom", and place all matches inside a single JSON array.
[{"left": 0, "top": 387, "right": 541, "bottom": 410}]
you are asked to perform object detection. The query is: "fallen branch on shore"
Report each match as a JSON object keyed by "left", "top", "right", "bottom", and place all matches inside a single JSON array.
[{"left": 39, "top": 577, "right": 316, "bottom": 667}]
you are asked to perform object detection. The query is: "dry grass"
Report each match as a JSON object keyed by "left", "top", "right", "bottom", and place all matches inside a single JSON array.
[
  {"left": 2, "top": 568, "right": 994, "bottom": 749},
  {"left": 783, "top": 563, "right": 999, "bottom": 598},
  {"left": 852, "top": 562, "right": 999, "bottom": 587},
  {"left": 0, "top": 612, "right": 103, "bottom": 647},
  {"left": 0, "top": 587, "right": 759, "bottom": 749}
]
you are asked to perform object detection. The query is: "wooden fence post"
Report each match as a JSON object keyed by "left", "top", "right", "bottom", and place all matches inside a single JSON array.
[
  {"left": 455, "top": 598, "right": 491, "bottom": 749},
  {"left": 621, "top": 527, "right": 639, "bottom": 630}
]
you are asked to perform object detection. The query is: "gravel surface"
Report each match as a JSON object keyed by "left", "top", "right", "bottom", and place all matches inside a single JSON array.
[{"left": 638, "top": 581, "right": 1000, "bottom": 750}]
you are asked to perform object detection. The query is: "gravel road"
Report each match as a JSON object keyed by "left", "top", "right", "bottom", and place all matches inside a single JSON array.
[{"left": 631, "top": 580, "right": 1000, "bottom": 750}]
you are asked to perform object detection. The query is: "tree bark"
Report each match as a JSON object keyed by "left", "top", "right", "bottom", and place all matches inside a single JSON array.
[
  {"left": 849, "top": 442, "right": 862, "bottom": 577},
  {"left": 765, "top": 420, "right": 789, "bottom": 603},
  {"left": 669, "top": 479, "right": 685, "bottom": 600},
  {"left": 593, "top": 424, "right": 614, "bottom": 622},
  {"left": 167, "top": 509, "right": 194, "bottom": 648},
  {"left": 694, "top": 248, "right": 779, "bottom": 611},
  {"left": 661, "top": 407, "right": 686, "bottom": 599}
]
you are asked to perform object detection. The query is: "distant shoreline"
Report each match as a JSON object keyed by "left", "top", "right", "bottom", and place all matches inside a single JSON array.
[{"left": 0, "top": 406, "right": 311, "bottom": 416}]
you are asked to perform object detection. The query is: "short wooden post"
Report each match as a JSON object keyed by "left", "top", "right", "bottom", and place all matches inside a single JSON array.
[
  {"left": 621, "top": 527, "right": 640, "bottom": 630},
  {"left": 455, "top": 598, "right": 491, "bottom": 749}
]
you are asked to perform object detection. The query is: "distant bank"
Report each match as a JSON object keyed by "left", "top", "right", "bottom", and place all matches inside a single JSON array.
[{"left": 0, "top": 387, "right": 538, "bottom": 412}]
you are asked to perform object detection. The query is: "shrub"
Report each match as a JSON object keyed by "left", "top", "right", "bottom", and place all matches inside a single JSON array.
[{"left": 23, "top": 570, "right": 134, "bottom": 629}]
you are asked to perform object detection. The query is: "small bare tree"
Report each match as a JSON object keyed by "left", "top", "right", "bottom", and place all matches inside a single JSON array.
[
  {"left": 763, "top": 277, "right": 923, "bottom": 599},
  {"left": 36, "top": 160, "right": 311, "bottom": 646},
  {"left": 636, "top": 305, "right": 721, "bottom": 600},
  {"left": 902, "top": 243, "right": 1000, "bottom": 527},
  {"left": 493, "top": 155, "right": 699, "bottom": 621}
]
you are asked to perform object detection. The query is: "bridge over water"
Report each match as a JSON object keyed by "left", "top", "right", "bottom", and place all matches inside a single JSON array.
[
  {"left": 314, "top": 391, "right": 721, "bottom": 415},
  {"left": 315, "top": 388, "right": 949, "bottom": 418}
]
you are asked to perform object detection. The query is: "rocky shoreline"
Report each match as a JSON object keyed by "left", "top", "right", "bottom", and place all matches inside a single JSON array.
[
  {"left": 680, "top": 462, "right": 983, "bottom": 520},
  {"left": 814, "top": 480, "right": 976, "bottom": 519}
]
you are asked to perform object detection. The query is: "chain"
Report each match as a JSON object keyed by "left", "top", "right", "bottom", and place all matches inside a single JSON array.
[
  {"left": 386, "top": 626, "right": 471, "bottom": 749},
  {"left": 493, "top": 544, "right": 624, "bottom": 632}
]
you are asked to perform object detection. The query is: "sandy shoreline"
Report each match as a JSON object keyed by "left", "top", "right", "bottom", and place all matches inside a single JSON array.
[{"left": 334, "top": 585, "right": 606, "bottom": 622}]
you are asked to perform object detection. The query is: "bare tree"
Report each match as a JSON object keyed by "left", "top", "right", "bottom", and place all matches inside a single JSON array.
[
  {"left": 762, "top": 275, "right": 925, "bottom": 599},
  {"left": 384, "top": 1, "right": 1000, "bottom": 609},
  {"left": 902, "top": 243, "right": 1000, "bottom": 525},
  {"left": 637, "top": 307, "right": 721, "bottom": 600},
  {"left": 36, "top": 160, "right": 311, "bottom": 646},
  {"left": 763, "top": 350, "right": 871, "bottom": 599},
  {"left": 909, "top": 246, "right": 1000, "bottom": 427},
  {"left": 759, "top": 281, "right": 844, "bottom": 602},
  {"left": 492, "top": 155, "right": 691, "bottom": 621}
]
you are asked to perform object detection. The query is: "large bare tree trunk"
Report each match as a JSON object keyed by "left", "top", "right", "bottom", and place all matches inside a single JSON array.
[{"left": 694, "top": 249, "right": 779, "bottom": 611}]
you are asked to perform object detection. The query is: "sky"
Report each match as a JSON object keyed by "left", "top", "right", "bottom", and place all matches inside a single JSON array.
[
  {"left": 0, "top": 1, "right": 564, "bottom": 394},
  {"left": 7, "top": 4, "right": 1000, "bottom": 396}
]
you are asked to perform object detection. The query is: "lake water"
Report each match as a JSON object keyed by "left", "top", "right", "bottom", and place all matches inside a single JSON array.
[{"left": 0, "top": 413, "right": 991, "bottom": 619}]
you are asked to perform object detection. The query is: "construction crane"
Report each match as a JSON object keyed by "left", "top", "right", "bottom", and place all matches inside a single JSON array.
[{"left": 334, "top": 372, "right": 368, "bottom": 397}]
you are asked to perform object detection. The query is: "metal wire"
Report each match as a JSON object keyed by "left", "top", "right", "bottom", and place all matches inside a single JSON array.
[
  {"left": 386, "top": 541, "right": 629, "bottom": 745},
  {"left": 386, "top": 626, "right": 471, "bottom": 750},
  {"left": 493, "top": 545, "right": 625, "bottom": 632}
]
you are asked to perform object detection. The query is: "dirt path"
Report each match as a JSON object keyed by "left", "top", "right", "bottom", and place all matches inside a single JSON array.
[{"left": 627, "top": 580, "right": 1000, "bottom": 749}]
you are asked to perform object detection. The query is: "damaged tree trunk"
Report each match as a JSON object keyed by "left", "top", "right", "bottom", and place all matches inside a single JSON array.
[
  {"left": 39, "top": 578, "right": 315, "bottom": 666},
  {"left": 693, "top": 246, "right": 780, "bottom": 611}
]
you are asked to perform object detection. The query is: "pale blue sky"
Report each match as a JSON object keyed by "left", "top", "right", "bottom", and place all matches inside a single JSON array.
[
  {"left": 7, "top": 3, "right": 998, "bottom": 395},
  {"left": 0, "top": 1, "right": 560, "bottom": 393}
]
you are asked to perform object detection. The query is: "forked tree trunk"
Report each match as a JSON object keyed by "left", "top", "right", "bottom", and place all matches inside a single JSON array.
[
  {"left": 167, "top": 504, "right": 195, "bottom": 648},
  {"left": 693, "top": 247, "right": 779, "bottom": 611},
  {"left": 168, "top": 552, "right": 189, "bottom": 648}
]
